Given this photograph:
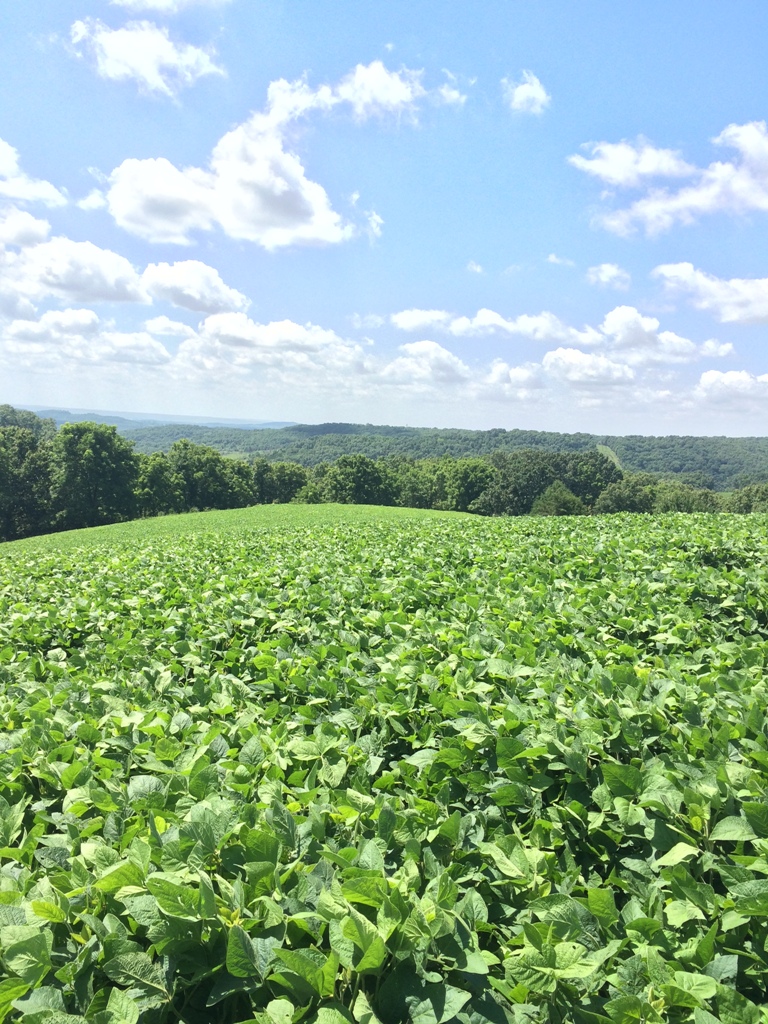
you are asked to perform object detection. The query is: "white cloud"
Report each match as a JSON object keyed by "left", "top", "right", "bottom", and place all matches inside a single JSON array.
[
  {"left": 390, "top": 308, "right": 452, "bottom": 332},
  {"left": 587, "top": 263, "right": 631, "bottom": 290},
  {"left": 654, "top": 261, "right": 768, "bottom": 323},
  {"left": 71, "top": 18, "right": 224, "bottom": 97},
  {"left": 547, "top": 253, "right": 574, "bottom": 266},
  {"left": 366, "top": 210, "right": 384, "bottom": 239},
  {"left": 175, "top": 313, "right": 368, "bottom": 381},
  {"left": 381, "top": 340, "right": 470, "bottom": 386},
  {"left": 0, "top": 139, "right": 66, "bottom": 208},
  {"left": 542, "top": 347, "right": 635, "bottom": 384},
  {"left": 105, "top": 60, "right": 434, "bottom": 248},
  {"left": 574, "top": 122, "right": 768, "bottom": 236},
  {"left": 1, "top": 237, "right": 147, "bottom": 307},
  {"left": 142, "top": 259, "right": 249, "bottom": 312},
  {"left": 479, "top": 359, "right": 545, "bottom": 401},
  {"left": 144, "top": 315, "right": 196, "bottom": 337},
  {"left": 350, "top": 313, "right": 385, "bottom": 330},
  {"left": 466, "top": 260, "right": 484, "bottom": 274},
  {"left": 0, "top": 207, "right": 51, "bottom": 247},
  {"left": 2, "top": 309, "right": 171, "bottom": 367},
  {"left": 700, "top": 339, "right": 734, "bottom": 358},
  {"left": 111, "top": 0, "right": 232, "bottom": 11},
  {"left": 77, "top": 190, "right": 108, "bottom": 211},
  {"left": 502, "top": 71, "right": 550, "bottom": 115},
  {"left": 568, "top": 138, "right": 694, "bottom": 188},
  {"left": 389, "top": 301, "right": 726, "bottom": 368},
  {"left": 448, "top": 308, "right": 602, "bottom": 347},
  {"left": 437, "top": 84, "right": 466, "bottom": 106},
  {"left": 696, "top": 369, "right": 768, "bottom": 405},
  {"left": 596, "top": 305, "right": 733, "bottom": 364},
  {"left": 336, "top": 61, "right": 426, "bottom": 119}
]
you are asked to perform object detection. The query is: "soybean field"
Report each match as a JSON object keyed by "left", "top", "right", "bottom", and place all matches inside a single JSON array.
[{"left": 1, "top": 505, "right": 768, "bottom": 1024}]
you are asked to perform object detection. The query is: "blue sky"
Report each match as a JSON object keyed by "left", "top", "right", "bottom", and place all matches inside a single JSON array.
[{"left": 1, "top": 1, "right": 768, "bottom": 433}]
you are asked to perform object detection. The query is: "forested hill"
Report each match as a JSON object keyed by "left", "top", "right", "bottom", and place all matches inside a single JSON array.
[{"left": 123, "top": 421, "right": 768, "bottom": 490}]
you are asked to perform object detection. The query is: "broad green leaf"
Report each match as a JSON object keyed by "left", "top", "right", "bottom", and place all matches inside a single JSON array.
[
  {"left": 226, "top": 925, "right": 260, "bottom": 978},
  {"left": 709, "top": 816, "right": 758, "bottom": 841},
  {"left": 146, "top": 875, "right": 200, "bottom": 920},
  {"left": 656, "top": 842, "right": 699, "bottom": 867},
  {"left": 102, "top": 953, "right": 170, "bottom": 1000}
]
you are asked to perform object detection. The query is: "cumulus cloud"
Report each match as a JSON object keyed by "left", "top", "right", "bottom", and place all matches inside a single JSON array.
[
  {"left": 111, "top": 0, "right": 231, "bottom": 11},
  {"left": 654, "top": 261, "right": 768, "bottom": 323},
  {"left": 336, "top": 61, "right": 426, "bottom": 119},
  {"left": 174, "top": 313, "right": 368, "bottom": 382},
  {"left": 502, "top": 71, "right": 550, "bottom": 115},
  {"left": 479, "top": 359, "right": 545, "bottom": 401},
  {"left": 70, "top": 18, "right": 224, "bottom": 97},
  {"left": 448, "top": 308, "right": 602, "bottom": 347},
  {"left": 573, "top": 122, "right": 768, "bottom": 235},
  {"left": 77, "top": 190, "right": 108, "bottom": 211},
  {"left": 105, "top": 61, "right": 438, "bottom": 248},
  {"left": 466, "top": 261, "right": 484, "bottom": 273},
  {"left": 587, "top": 263, "right": 631, "bottom": 290},
  {"left": 1, "top": 237, "right": 147, "bottom": 307},
  {"left": 390, "top": 308, "right": 452, "bottom": 332},
  {"left": 542, "top": 347, "right": 635, "bottom": 384},
  {"left": 546, "top": 253, "right": 574, "bottom": 266},
  {"left": 568, "top": 138, "right": 694, "bottom": 188},
  {"left": 144, "top": 315, "right": 196, "bottom": 336},
  {"left": 2, "top": 309, "right": 171, "bottom": 367},
  {"left": 0, "top": 235, "right": 247, "bottom": 321},
  {"left": 389, "top": 301, "right": 727, "bottom": 366},
  {"left": 0, "top": 139, "right": 66, "bottom": 208},
  {"left": 696, "top": 369, "right": 768, "bottom": 405},
  {"left": 0, "top": 207, "right": 51, "bottom": 247},
  {"left": 142, "top": 259, "right": 249, "bottom": 312},
  {"left": 381, "top": 340, "right": 470, "bottom": 386}
]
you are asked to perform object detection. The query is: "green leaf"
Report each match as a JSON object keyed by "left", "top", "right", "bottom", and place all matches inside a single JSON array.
[
  {"left": 730, "top": 879, "right": 768, "bottom": 915},
  {"left": 602, "top": 763, "right": 642, "bottom": 798},
  {"left": 146, "top": 875, "right": 200, "bottom": 920},
  {"left": 742, "top": 802, "right": 768, "bottom": 838},
  {"left": 715, "top": 984, "right": 761, "bottom": 1024},
  {"left": 94, "top": 861, "right": 146, "bottom": 894},
  {"left": 709, "top": 816, "right": 758, "bottom": 841},
  {"left": 3, "top": 930, "right": 53, "bottom": 987},
  {"left": 656, "top": 842, "right": 699, "bottom": 867},
  {"left": 0, "top": 980, "right": 29, "bottom": 1023},
  {"left": 226, "top": 925, "right": 260, "bottom": 978},
  {"left": 587, "top": 888, "right": 619, "bottom": 927},
  {"left": 102, "top": 953, "right": 170, "bottom": 1000},
  {"left": 105, "top": 988, "right": 140, "bottom": 1024}
]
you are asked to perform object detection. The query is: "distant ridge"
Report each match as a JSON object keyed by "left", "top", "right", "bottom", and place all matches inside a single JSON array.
[
  {"left": 22, "top": 405, "right": 293, "bottom": 431},
  {"left": 121, "top": 420, "right": 768, "bottom": 491}
]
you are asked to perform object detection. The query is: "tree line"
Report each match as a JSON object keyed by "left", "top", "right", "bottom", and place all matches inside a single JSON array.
[
  {"left": 1, "top": 405, "right": 767, "bottom": 543},
  {"left": 122, "top": 419, "right": 768, "bottom": 491}
]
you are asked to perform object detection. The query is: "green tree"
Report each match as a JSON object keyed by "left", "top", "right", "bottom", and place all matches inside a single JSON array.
[
  {"left": 51, "top": 422, "right": 138, "bottom": 530},
  {"left": 594, "top": 474, "right": 657, "bottom": 514},
  {"left": 653, "top": 481, "right": 721, "bottom": 512},
  {"left": 269, "top": 462, "right": 309, "bottom": 503},
  {"left": 135, "top": 452, "right": 184, "bottom": 517},
  {"left": 0, "top": 427, "right": 53, "bottom": 540},
  {"left": 531, "top": 481, "right": 586, "bottom": 516},
  {"left": 322, "top": 454, "right": 392, "bottom": 505},
  {"left": 0, "top": 405, "right": 55, "bottom": 438},
  {"left": 726, "top": 483, "right": 768, "bottom": 513},
  {"left": 167, "top": 440, "right": 254, "bottom": 511}
]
